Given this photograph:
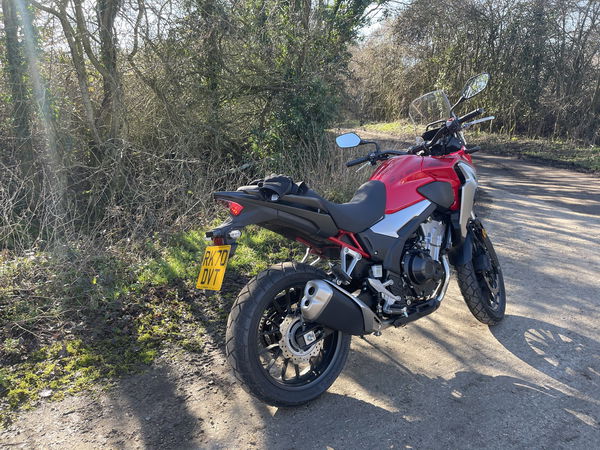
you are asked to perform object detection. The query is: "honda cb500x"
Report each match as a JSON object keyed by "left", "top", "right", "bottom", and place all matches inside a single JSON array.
[{"left": 199, "top": 73, "right": 506, "bottom": 406}]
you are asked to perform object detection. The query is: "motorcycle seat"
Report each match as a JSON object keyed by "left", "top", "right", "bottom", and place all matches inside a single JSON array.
[{"left": 308, "top": 180, "right": 386, "bottom": 233}]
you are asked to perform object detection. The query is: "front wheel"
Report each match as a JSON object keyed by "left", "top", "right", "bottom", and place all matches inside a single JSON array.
[
  {"left": 225, "top": 262, "right": 351, "bottom": 406},
  {"left": 456, "top": 220, "right": 506, "bottom": 325}
]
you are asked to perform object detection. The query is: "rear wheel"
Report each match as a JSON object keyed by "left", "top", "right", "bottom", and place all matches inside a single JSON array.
[
  {"left": 225, "top": 262, "right": 351, "bottom": 406},
  {"left": 456, "top": 220, "right": 506, "bottom": 325}
]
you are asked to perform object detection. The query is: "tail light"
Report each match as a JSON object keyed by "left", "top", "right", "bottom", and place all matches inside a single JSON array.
[
  {"left": 217, "top": 200, "right": 244, "bottom": 216},
  {"left": 227, "top": 201, "right": 244, "bottom": 216}
]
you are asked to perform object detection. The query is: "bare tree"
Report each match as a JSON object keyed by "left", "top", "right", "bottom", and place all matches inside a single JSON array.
[{"left": 30, "top": 0, "right": 102, "bottom": 148}]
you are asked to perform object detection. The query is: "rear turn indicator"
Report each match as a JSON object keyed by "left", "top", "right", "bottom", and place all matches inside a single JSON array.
[{"left": 228, "top": 201, "right": 244, "bottom": 216}]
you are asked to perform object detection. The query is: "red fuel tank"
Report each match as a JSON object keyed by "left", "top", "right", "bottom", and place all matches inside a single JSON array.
[
  {"left": 369, "top": 155, "right": 432, "bottom": 214},
  {"left": 370, "top": 151, "right": 472, "bottom": 213}
]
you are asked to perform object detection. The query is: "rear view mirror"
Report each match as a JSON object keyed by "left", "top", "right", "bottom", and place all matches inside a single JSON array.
[
  {"left": 462, "top": 73, "right": 490, "bottom": 99},
  {"left": 336, "top": 133, "right": 361, "bottom": 148}
]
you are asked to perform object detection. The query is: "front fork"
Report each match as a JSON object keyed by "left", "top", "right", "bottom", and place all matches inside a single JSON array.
[{"left": 448, "top": 215, "right": 489, "bottom": 267}]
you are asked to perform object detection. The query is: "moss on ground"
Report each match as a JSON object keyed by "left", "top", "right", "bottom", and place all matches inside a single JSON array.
[
  {"left": 229, "top": 228, "right": 303, "bottom": 276},
  {"left": 0, "top": 227, "right": 301, "bottom": 427}
]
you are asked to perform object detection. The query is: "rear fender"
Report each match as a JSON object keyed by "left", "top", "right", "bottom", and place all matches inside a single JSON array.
[
  {"left": 206, "top": 192, "right": 277, "bottom": 243},
  {"left": 207, "top": 191, "right": 338, "bottom": 256},
  {"left": 213, "top": 188, "right": 339, "bottom": 231}
]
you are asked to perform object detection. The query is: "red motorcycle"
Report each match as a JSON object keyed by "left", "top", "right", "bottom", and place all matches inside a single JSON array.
[{"left": 200, "top": 73, "right": 505, "bottom": 406}]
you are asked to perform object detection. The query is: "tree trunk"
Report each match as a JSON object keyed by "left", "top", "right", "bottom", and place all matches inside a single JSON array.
[
  {"left": 97, "top": 0, "right": 124, "bottom": 143},
  {"left": 1, "top": 0, "right": 34, "bottom": 171}
]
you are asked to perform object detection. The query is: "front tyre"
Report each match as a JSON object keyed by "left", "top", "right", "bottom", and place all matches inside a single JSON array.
[
  {"left": 456, "top": 220, "right": 506, "bottom": 325},
  {"left": 225, "top": 262, "right": 351, "bottom": 406}
]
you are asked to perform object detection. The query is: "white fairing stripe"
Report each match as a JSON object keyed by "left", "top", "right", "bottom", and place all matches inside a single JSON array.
[
  {"left": 369, "top": 200, "right": 433, "bottom": 238},
  {"left": 457, "top": 162, "right": 478, "bottom": 237}
]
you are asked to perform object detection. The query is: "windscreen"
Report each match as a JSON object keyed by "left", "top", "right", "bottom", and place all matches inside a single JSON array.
[{"left": 409, "top": 90, "right": 451, "bottom": 141}]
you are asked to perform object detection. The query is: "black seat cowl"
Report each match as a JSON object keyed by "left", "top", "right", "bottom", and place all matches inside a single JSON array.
[
  {"left": 280, "top": 192, "right": 327, "bottom": 211},
  {"left": 322, "top": 180, "right": 386, "bottom": 233}
]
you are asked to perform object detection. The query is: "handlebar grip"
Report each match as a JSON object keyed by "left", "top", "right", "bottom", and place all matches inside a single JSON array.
[
  {"left": 465, "top": 146, "right": 481, "bottom": 154},
  {"left": 407, "top": 143, "right": 428, "bottom": 154},
  {"left": 346, "top": 155, "right": 370, "bottom": 167},
  {"left": 459, "top": 108, "right": 485, "bottom": 123}
]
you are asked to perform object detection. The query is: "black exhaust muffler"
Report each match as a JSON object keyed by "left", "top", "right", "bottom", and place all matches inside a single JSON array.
[{"left": 300, "top": 279, "right": 381, "bottom": 335}]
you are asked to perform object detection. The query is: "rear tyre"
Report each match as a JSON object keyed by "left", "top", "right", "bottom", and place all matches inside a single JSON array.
[
  {"left": 456, "top": 220, "right": 506, "bottom": 325},
  {"left": 225, "top": 262, "right": 351, "bottom": 406}
]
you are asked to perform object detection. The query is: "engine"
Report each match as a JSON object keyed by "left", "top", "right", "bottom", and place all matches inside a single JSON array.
[
  {"left": 400, "top": 219, "right": 446, "bottom": 298},
  {"left": 402, "top": 249, "right": 444, "bottom": 297},
  {"left": 370, "top": 219, "right": 447, "bottom": 315}
]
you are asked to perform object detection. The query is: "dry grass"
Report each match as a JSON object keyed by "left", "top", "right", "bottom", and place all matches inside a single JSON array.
[{"left": 1, "top": 132, "right": 372, "bottom": 254}]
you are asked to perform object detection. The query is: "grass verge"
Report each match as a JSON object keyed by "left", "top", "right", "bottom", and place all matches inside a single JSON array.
[
  {"left": 362, "top": 121, "right": 415, "bottom": 136},
  {"left": 0, "top": 226, "right": 302, "bottom": 427},
  {"left": 471, "top": 133, "right": 600, "bottom": 173}
]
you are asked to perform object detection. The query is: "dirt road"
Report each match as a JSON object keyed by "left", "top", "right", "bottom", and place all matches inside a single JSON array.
[{"left": 2, "top": 153, "right": 599, "bottom": 449}]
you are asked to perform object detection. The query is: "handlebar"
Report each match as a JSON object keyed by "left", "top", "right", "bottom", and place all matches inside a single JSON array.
[
  {"left": 406, "top": 128, "right": 444, "bottom": 155},
  {"left": 406, "top": 143, "right": 428, "bottom": 155},
  {"left": 344, "top": 109, "right": 486, "bottom": 166},
  {"left": 346, "top": 155, "right": 371, "bottom": 167},
  {"left": 458, "top": 108, "right": 485, "bottom": 123},
  {"left": 346, "top": 149, "right": 409, "bottom": 167}
]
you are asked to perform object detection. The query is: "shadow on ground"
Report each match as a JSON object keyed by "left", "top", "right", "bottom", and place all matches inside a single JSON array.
[
  {"left": 88, "top": 315, "right": 599, "bottom": 449},
  {"left": 251, "top": 315, "right": 599, "bottom": 449},
  {"left": 491, "top": 315, "right": 600, "bottom": 392}
]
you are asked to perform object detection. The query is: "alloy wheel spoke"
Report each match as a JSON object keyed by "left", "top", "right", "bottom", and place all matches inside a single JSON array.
[
  {"left": 259, "top": 343, "right": 280, "bottom": 356},
  {"left": 481, "top": 276, "right": 496, "bottom": 303},
  {"left": 281, "top": 358, "right": 289, "bottom": 380},
  {"left": 265, "top": 349, "right": 282, "bottom": 371},
  {"left": 285, "top": 289, "right": 293, "bottom": 313},
  {"left": 272, "top": 299, "right": 285, "bottom": 314},
  {"left": 308, "top": 357, "right": 317, "bottom": 375}
]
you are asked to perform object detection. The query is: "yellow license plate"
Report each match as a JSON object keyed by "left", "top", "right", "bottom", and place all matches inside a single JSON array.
[{"left": 196, "top": 245, "right": 231, "bottom": 290}]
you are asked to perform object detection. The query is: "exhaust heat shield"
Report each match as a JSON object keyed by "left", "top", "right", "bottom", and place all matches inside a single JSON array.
[{"left": 301, "top": 279, "right": 381, "bottom": 335}]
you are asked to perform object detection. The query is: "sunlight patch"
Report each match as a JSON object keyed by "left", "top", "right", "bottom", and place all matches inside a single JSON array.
[{"left": 564, "top": 409, "right": 597, "bottom": 427}]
